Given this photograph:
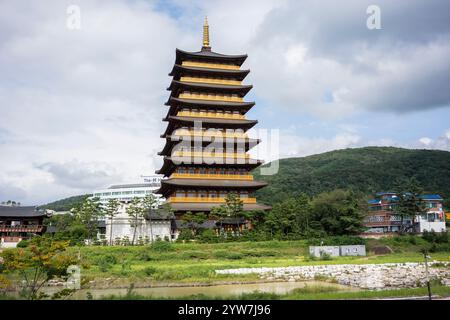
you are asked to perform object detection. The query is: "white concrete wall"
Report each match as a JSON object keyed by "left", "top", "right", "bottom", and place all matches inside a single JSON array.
[
  {"left": 418, "top": 220, "right": 446, "bottom": 233},
  {"left": 104, "top": 205, "right": 172, "bottom": 244},
  {"left": 0, "top": 237, "right": 21, "bottom": 248}
]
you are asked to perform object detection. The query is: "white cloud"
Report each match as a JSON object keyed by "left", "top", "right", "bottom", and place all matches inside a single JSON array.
[
  {"left": 419, "top": 137, "right": 433, "bottom": 146},
  {"left": 276, "top": 131, "right": 361, "bottom": 158},
  {"left": 416, "top": 130, "right": 450, "bottom": 150}
]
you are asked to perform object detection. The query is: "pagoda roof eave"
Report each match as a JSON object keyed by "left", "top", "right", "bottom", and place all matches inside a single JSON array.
[
  {"left": 167, "top": 80, "right": 253, "bottom": 96},
  {"left": 161, "top": 116, "right": 257, "bottom": 137},
  {"left": 165, "top": 97, "right": 255, "bottom": 109},
  {"left": 169, "top": 115, "right": 257, "bottom": 126},
  {"left": 157, "top": 136, "right": 261, "bottom": 156},
  {"left": 155, "top": 156, "right": 264, "bottom": 177},
  {"left": 169, "top": 64, "right": 250, "bottom": 80},
  {"left": 164, "top": 103, "right": 253, "bottom": 119},
  {"left": 175, "top": 48, "right": 248, "bottom": 66},
  {"left": 156, "top": 178, "right": 268, "bottom": 197}
]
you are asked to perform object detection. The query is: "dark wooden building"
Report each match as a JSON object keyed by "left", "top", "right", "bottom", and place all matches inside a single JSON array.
[
  {"left": 156, "top": 18, "right": 270, "bottom": 218},
  {"left": 0, "top": 206, "right": 50, "bottom": 247}
]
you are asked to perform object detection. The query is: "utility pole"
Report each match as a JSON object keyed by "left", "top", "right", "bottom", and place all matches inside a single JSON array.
[{"left": 424, "top": 251, "right": 432, "bottom": 300}]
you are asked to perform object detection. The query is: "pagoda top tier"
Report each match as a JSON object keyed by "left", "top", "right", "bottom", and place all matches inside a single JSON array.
[
  {"left": 174, "top": 48, "right": 248, "bottom": 67},
  {"left": 173, "top": 17, "right": 248, "bottom": 67}
]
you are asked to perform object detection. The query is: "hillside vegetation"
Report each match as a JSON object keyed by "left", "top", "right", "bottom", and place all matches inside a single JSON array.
[
  {"left": 39, "top": 194, "right": 91, "bottom": 211},
  {"left": 254, "top": 147, "right": 450, "bottom": 206}
]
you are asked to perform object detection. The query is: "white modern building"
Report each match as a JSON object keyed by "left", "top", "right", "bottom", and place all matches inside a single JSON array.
[
  {"left": 93, "top": 176, "right": 164, "bottom": 205},
  {"left": 104, "top": 203, "right": 174, "bottom": 244},
  {"left": 93, "top": 176, "right": 175, "bottom": 244}
]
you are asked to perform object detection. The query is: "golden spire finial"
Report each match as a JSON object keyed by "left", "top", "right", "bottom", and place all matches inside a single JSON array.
[{"left": 202, "top": 16, "right": 210, "bottom": 49}]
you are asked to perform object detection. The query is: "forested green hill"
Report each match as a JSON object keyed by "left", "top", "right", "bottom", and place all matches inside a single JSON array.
[
  {"left": 254, "top": 147, "right": 450, "bottom": 206},
  {"left": 39, "top": 194, "right": 91, "bottom": 211}
]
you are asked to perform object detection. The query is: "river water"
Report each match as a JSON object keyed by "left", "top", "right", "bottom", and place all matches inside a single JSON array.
[{"left": 42, "top": 281, "right": 357, "bottom": 299}]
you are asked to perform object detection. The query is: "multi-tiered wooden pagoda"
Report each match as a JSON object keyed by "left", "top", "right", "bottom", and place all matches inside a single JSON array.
[{"left": 156, "top": 18, "right": 270, "bottom": 216}]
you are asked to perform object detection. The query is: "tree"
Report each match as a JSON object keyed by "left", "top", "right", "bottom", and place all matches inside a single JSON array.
[
  {"left": 126, "top": 198, "right": 144, "bottom": 245},
  {"left": 0, "top": 238, "right": 77, "bottom": 300},
  {"left": 211, "top": 193, "right": 244, "bottom": 235},
  {"left": 264, "top": 193, "right": 312, "bottom": 238},
  {"left": 103, "top": 199, "right": 120, "bottom": 245},
  {"left": 141, "top": 194, "right": 159, "bottom": 243},
  {"left": 181, "top": 211, "right": 207, "bottom": 236},
  {"left": 310, "top": 190, "right": 367, "bottom": 236},
  {"left": 394, "top": 177, "right": 428, "bottom": 233},
  {"left": 71, "top": 197, "right": 104, "bottom": 241}
]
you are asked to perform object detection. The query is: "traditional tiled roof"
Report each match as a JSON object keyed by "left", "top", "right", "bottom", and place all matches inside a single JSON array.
[
  {"left": 167, "top": 80, "right": 253, "bottom": 97},
  {"left": 0, "top": 206, "right": 49, "bottom": 218},
  {"left": 165, "top": 97, "right": 255, "bottom": 109},
  {"left": 161, "top": 116, "right": 257, "bottom": 138},
  {"left": 156, "top": 156, "right": 264, "bottom": 176},
  {"left": 169, "top": 64, "right": 250, "bottom": 80},
  {"left": 157, "top": 135, "right": 260, "bottom": 156}
]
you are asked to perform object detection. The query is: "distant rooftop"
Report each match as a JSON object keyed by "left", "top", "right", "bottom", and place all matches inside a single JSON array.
[
  {"left": 107, "top": 183, "right": 159, "bottom": 190},
  {"left": 368, "top": 193, "right": 443, "bottom": 204},
  {"left": 420, "top": 194, "right": 443, "bottom": 200}
]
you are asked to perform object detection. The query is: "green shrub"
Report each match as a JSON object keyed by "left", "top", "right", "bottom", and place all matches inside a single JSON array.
[
  {"left": 226, "top": 252, "right": 243, "bottom": 260},
  {"left": 16, "top": 240, "right": 29, "bottom": 248},
  {"left": 97, "top": 259, "right": 112, "bottom": 272},
  {"left": 408, "top": 235, "right": 417, "bottom": 245},
  {"left": 143, "top": 266, "right": 157, "bottom": 276},
  {"left": 100, "top": 254, "right": 117, "bottom": 265},
  {"left": 241, "top": 250, "right": 277, "bottom": 257},
  {"left": 212, "top": 250, "right": 243, "bottom": 260},
  {"left": 150, "top": 240, "right": 173, "bottom": 252},
  {"left": 198, "top": 229, "right": 218, "bottom": 243},
  {"left": 136, "top": 251, "right": 154, "bottom": 262},
  {"left": 319, "top": 251, "right": 332, "bottom": 261},
  {"left": 181, "top": 251, "right": 208, "bottom": 260},
  {"left": 423, "top": 230, "right": 449, "bottom": 244},
  {"left": 429, "top": 243, "right": 450, "bottom": 252},
  {"left": 177, "top": 229, "right": 194, "bottom": 241}
]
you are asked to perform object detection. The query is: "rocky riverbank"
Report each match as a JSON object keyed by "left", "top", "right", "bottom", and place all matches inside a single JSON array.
[{"left": 216, "top": 262, "right": 450, "bottom": 290}]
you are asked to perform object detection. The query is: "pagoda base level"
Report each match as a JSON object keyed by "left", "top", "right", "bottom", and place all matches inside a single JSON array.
[{"left": 168, "top": 202, "right": 271, "bottom": 213}]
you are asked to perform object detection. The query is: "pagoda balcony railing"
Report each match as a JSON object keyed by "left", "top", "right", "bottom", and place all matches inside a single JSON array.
[
  {"left": 179, "top": 93, "right": 243, "bottom": 102},
  {"left": 182, "top": 61, "right": 240, "bottom": 71},
  {"left": 172, "top": 151, "right": 250, "bottom": 159},
  {"left": 0, "top": 225, "right": 44, "bottom": 233},
  {"left": 173, "top": 130, "right": 248, "bottom": 139},
  {"left": 168, "top": 197, "right": 257, "bottom": 204},
  {"left": 180, "top": 76, "right": 242, "bottom": 86},
  {"left": 177, "top": 111, "right": 245, "bottom": 120},
  {"left": 171, "top": 173, "right": 253, "bottom": 180}
]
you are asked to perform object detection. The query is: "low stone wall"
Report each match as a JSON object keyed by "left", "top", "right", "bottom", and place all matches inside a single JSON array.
[{"left": 216, "top": 262, "right": 450, "bottom": 290}]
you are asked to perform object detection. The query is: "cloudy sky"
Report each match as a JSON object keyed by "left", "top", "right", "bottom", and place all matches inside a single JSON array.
[{"left": 1, "top": 0, "right": 449, "bottom": 205}]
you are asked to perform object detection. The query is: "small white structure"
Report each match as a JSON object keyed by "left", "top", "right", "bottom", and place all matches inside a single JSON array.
[
  {"left": 104, "top": 203, "right": 174, "bottom": 244},
  {"left": 339, "top": 245, "right": 366, "bottom": 256},
  {"left": 309, "top": 245, "right": 367, "bottom": 258},
  {"left": 309, "top": 246, "right": 340, "bottom": 258}
]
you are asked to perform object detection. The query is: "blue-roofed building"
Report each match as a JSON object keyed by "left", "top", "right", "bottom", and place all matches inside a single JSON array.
[{"left": 364, "top": 192, "right": 446, "bottom": 234}]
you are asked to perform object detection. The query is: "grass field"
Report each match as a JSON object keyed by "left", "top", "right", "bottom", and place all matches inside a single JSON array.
[{"left": 73, "top": 238, "right": 450, "bottom": 285}]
